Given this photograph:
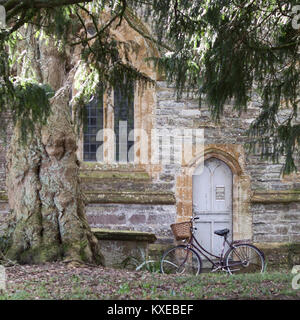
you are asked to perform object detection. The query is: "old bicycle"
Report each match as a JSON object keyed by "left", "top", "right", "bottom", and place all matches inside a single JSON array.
[{"left": 160, "top": 216, "right": 265, "bottom": 275}]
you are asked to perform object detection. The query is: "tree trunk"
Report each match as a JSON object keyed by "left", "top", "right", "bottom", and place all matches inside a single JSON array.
[
  {"left": 3, "top": 85, "right": 104, "bottom": 265},
  {"left": 1, "top": 33, "right": 104, "bottom": 266}
]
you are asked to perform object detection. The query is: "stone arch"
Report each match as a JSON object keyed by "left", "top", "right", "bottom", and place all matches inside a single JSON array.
[
  {"left": 204, "top": 148, "right": 242, "bottom": 175},
  {"left": 176, "top": 144, "right": 252, "bottom": 241},
  {"left": 184, "top": 145, "right": 242, "bottom": 177}
]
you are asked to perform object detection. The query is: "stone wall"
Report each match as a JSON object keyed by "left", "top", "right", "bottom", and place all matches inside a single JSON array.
[
  {"left": 70, "top": 79, "right": 300, "bottom": 244},
  {"left": 0, "top": 11, "right": 299, "bottom": 249},
  {"left": 79, "top": 163, "right": 176, "bottom": 241},
  {"left": 0, "top": 80, "right": 300, "bottom": 246},
  {"left": 256, "top": 242, "right": 300, "bottom": 270},
  {"left": 154, "top": 81, "right": 300, "bottom": 243},
  {"left": 155, "top": 81, "right": 297, "bottom": 191},
  {"left": 0, "top": 80, "right": 299, "bottom": 246},
  {"left": 92, "top": 228, "right": 157, "bottom": 268},
  {"left": 86, "top": 203, "right": 176, "bottom": 239},
  {"left": 252, "top": 202, "right": 300, "bottom": 243}
]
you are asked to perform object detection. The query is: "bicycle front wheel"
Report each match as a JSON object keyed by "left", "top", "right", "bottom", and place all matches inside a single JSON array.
[
  {"left": 225, "top": 244, "right": 265, "bottom": 274},
  {"left": 160, "top": 245, "right": 202, "bottom": 275}
]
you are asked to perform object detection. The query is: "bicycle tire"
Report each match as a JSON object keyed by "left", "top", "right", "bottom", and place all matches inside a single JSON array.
[
  {"left": 224, "top": 243, "right": 265, "bottom": 274},
  {"left": 160, "top": 245, "right": 202, "bottom": 275},
  {"left": 135, "top": 260, "right": 158, "bottom": 272}
]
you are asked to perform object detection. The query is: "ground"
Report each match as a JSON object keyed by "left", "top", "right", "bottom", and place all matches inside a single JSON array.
[{"left": 0, "top": 263, "right": 299, "bottom": 300}]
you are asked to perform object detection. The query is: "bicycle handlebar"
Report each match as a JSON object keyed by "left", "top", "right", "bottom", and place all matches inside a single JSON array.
[{"left": 190, "top": 216, "right": 199, "bottom": 231}]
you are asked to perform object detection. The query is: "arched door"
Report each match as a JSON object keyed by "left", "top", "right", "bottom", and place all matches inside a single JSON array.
[{"left": 192, "top": 157, "right": 233, "bottom": 257}]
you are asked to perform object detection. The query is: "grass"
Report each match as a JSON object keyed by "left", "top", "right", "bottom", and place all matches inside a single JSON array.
[
  {"left": 0, "top": 262, "right": 298, "bottom": 300},
  {"left": 170, "top": 272, "right": 297, "bottom": 300}
]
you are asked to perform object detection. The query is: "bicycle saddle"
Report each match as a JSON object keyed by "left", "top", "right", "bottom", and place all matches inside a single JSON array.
[{"left": 214, "top": 229, "right": 230, "bottom": 236}]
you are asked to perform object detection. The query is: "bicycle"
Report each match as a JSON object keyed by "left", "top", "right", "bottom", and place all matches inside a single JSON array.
[{"left": 160, "top": 216, "right": 265, "bottom": 275}]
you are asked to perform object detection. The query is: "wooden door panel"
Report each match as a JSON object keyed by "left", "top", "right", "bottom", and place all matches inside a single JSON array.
[{"left": 193, "top": 158, "right": 233, "bottom": 256}]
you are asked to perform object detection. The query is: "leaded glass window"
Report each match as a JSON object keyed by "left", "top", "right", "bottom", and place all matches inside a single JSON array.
[
  {"left": 83, "top": 91, "right": 103, "bottom": 162},
  {"left": 114, "top": 80, "right": 134, "bottom": 162}
]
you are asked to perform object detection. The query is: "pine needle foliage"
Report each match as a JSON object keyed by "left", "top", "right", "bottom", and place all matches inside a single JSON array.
[
  {"left": 132, "top": 0, "right": 300, "bottom": 174},
  {"left": 0, "top": 0, "right": 299, "bottom": 172}
]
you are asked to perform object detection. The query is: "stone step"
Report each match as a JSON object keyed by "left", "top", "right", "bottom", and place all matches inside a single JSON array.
[{"left": 92, "top": 228, "right": 157, "bottom": 243}]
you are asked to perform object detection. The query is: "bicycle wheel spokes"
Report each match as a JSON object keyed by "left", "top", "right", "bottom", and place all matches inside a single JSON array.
[
  {"left": 160, "top": 246, "right": 201, "bottom": 275},
  {"left": 225, "top": 244, "right": 265, "bottom": 274}
]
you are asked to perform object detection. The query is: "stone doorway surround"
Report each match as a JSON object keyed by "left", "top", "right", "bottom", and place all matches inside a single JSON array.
[{"left": 175, "top": 144, "right": 252, "bottom": 241}]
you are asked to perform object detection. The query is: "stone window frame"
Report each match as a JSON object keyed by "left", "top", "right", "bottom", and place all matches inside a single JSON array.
[
  {"left": 79, "top": 82, "right": 135, "bottom": 164},
  {"left": 73, "top": 12, "right": 163, "bottom": 175},
  {"left": 76, "top": 81, "right": 157, "bottom": 171}
]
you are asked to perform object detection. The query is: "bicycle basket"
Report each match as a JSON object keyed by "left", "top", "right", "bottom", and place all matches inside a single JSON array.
[{"left": 170, "top": 221, "right": 192, "bottom": 240}]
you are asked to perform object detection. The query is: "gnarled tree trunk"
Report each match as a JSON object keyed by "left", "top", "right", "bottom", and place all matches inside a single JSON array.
[
  {"left": 4, "top": 85, "right": 104, "bottom": 265},
  {"left": 1, "top": 32, "right": 104, "bottom": 265}
]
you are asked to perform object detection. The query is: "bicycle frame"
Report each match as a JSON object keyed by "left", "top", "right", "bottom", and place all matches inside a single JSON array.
[
  {"left": 162, "top": 218, "right": 264, "bottom": 275},
  {"left": 185, "top": 225, "right": 235, "bottom": 270}
]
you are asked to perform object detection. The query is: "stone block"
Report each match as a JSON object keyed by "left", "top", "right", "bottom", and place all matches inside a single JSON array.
[
  {"left": 254, "top": 234, "right": 290, "bottom": 242},
  {"left": 274, "top": 225, "right": 289, "bottom": 235},
  {"left": 92, "top": 228, "right": 157, "bottom": 269},
  {"left": 87, "top": 213, "right": 126, "bottom": 226},
  {"left": 181, "top": 109, "right": 201, "bottom": 118},
  {"left": 129, "top": 214, "right": 146, "bottom": 224},
  {"left": 290, "top": 224, "right": 300, "bottom": 233},
  {"left": 281, "top": 213, "right": 300, "bottom": 221},
  {"left": 98, "top": 239, "right": 148, "bottom": 269}
]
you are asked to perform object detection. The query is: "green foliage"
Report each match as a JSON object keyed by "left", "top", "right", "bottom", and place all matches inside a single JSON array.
[
  {"left": 136, "top": 0, "right": 300, "bottom": 173},
  {"left": 1, "top": 1, "right": 154, "bottom": 143},
  {"left": 0, "top": 0, "right": 299, "bottom": 172},
  {"left": 13, "top": 82, "right": 54, "bottom": 141}
]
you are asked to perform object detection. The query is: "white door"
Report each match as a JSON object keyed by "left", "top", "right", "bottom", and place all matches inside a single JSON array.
[{"left": 192, "top": 158, "right": 232, "bottom": 258}]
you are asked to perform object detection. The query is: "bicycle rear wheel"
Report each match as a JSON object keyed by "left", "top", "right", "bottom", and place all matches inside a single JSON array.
[
  {"left": 160, "top": 245, "right": 202, "bottom": 275},
  {"left": 225, "top": 244, "right": 265, "bottom": 274}
]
